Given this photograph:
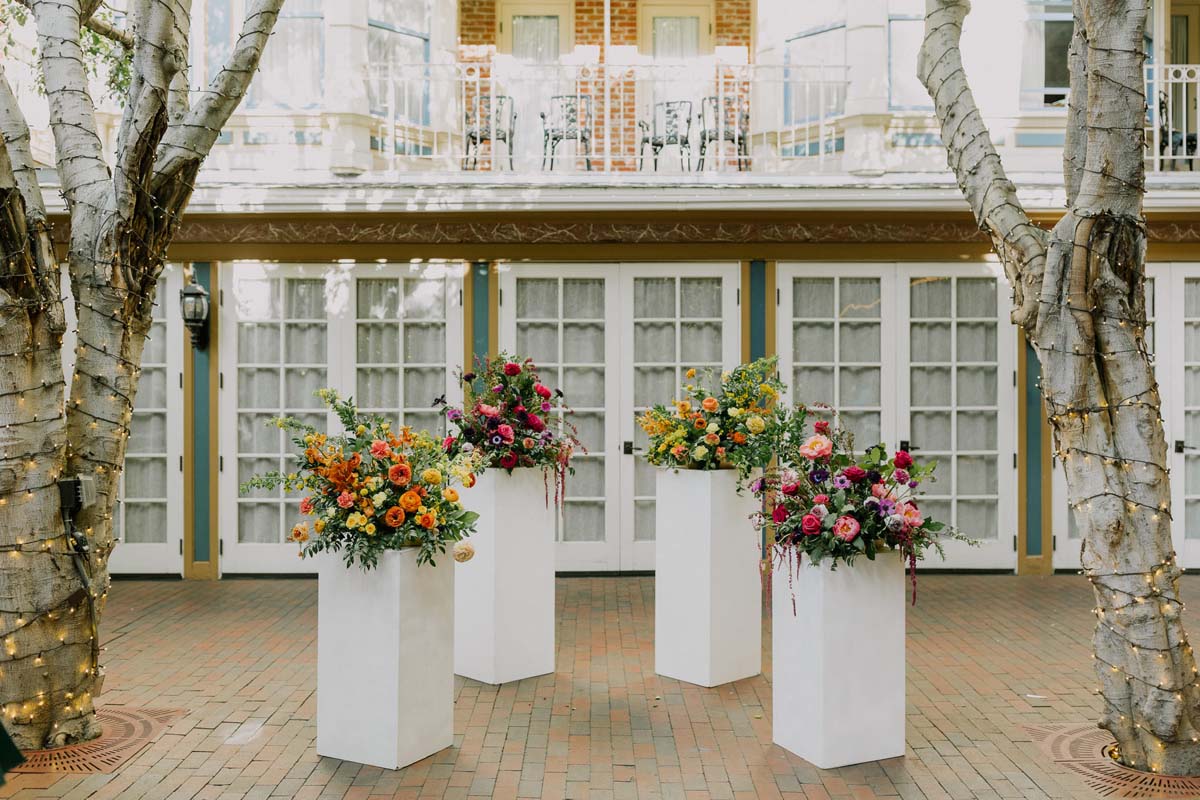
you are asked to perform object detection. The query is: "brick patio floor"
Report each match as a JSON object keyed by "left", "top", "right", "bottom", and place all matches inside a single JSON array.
[{"left": 0, "top": 573, "right": 1139, "bottom": 799}]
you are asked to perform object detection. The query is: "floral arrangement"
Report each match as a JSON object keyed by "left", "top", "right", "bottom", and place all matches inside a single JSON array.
[
  {"left": 241, "top": 390, "right": 482, "bottom": 571},
  {"left": 751, "top": 405, "right": 971, "bottom": 604},
  {"left": 637, "top": 356, "right": 785, "bottom": 478},
  {"left": 436, "top": 352, "right": 580, "bottom": 501}
]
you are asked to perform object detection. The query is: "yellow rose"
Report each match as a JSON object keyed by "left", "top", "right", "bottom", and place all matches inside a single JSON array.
[
  {"left": 746, "top": 415, "right": 766, "bottom": 434},
  {"left": 355, "top": 425, "right": 367, "bottom": 435},
  {"left": 422, "top": 468, "right": 443, "bottom": 485},
  {"left": 692, "top": 445, "right": 709, "bottom": 460},
  {"left": 443, "top": 488, "right": 459, "bottom": 503},
  {"left": 365, "top": 523, "right": 376, "bottom": 536},
  {"left": 346, "top": 513, "right": 365, "bottom": 529},
  {"left": 314, "top": 518, "right": 326, "bottom": 533},
  {"left": 706, "top": 422, "right": 719, "bottom": 434},
  {"left": 453, "top": 541, "right": 475, "bottom": 563},
  {"left": 685, "top": 368, "right": 697, "bottom": 379}
]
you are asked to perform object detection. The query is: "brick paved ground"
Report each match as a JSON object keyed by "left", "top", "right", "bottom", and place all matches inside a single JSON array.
[{"left": 0, "top": 573, "right": 1138, "bottom": 799}]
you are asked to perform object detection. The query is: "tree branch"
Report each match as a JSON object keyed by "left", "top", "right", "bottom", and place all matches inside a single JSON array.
[
  {"left": 0, "top": 63, "right": 45, "bottom": 221},
  {"left": 1063, "top": 0, "right": 1088, "bottom": 206},
  {"left": 13, "top": 0, "right": 133, "bottom": 50},
  {"left": 31, "top": 0, "right": 110, "bottom": 208},
  {"left": 919, "top": 0, "right": 1047, "bottom": 330},
  {"left": 151, "top": 0, "right": 282, "bottom": 212}
]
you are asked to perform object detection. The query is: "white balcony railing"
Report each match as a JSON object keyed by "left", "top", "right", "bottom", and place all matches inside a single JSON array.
[
  {"left": 364, "top": 60, "right": 849, "bottom": 174},
  {"left": 1148, "top": 64, "right": 1200, "bottom": 172}
]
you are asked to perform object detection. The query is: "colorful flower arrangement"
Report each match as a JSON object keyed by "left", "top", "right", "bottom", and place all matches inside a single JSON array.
[
  {"left": 637, "top": 356, "right": 785, "bottom": 478},
  {"left": 241, "top": 390, "right": 483, "bottom": 571},
  {"left": 436, "top": 352, "right": 580, "bottom": 502},
  {"left": 751, "top": 405, "right": 972, "bottom": 604}
]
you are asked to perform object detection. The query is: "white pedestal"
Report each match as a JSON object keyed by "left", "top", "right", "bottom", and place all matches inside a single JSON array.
[
  {"left": 316, "top": 549, "right": 454, "bottom": 769},
  {"left": 772, "top": 550, "right": 906, "bottom": 768},
  {"left": 654, "top": 468, "right": 762, "bottom": 687},
  {"left": 455, "top": 468, "right": 556, "bottom": 684}
]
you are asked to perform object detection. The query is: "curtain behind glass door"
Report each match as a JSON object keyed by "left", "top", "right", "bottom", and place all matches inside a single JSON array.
[
  {"left": 513, "top": 15, "right": 560, "bottom": 63},
  {"left": 653, "top": 17, "right": 700, "bottom": 59}
]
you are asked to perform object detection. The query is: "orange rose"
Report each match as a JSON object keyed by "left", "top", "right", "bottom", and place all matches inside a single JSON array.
[
  {"left": 464, "top": 473, "right": 477, "bottom": 488},
  {"left": 360, "top": 501, "right": 375, "bottom": 517},
  {"left": 701, "top": 397, "right": 719, "bottom": 412},
  {"left": 693, "top": 416, "right": 707, "bottom": 430},
  {"left": 388, "top": 463, "right": 412, "bottom": 486},
  {"left": 384, "top": 506, "right": 406, "bottom": 527},
  {"left": 399, "top": 490, "right": 422, "bottom": 512},
  {"left": 416, "top": 512, "right": 437, "bottom": 529},
  {"left": 731, "top": 431, "right": 747, "bottom": 445},
  {"left": 442, "top": 488, "right": 459, "bottom": 503},
  {"left": 704, "top": 432, "right": 720, "bottom": 445}
]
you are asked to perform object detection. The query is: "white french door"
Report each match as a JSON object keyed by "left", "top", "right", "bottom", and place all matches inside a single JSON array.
[
  {"left": 219, "top": 261, "right": 463, "bottom": 574},
  {"left": 112, "top": 267, "right": 186, "bottom": 574},
  {"left": 777, "top": 262, "right": 1018, "bottom": 570},
  {"left": 62, "top": 266, "right": 186, "bottom": 574},
  {"left": 499, "top": 262, "right": 740, "bottom": 572}
]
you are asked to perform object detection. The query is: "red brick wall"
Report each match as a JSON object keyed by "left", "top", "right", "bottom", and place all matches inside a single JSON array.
[{"left": 458, "top": 1, "right": 751, "bottom": 56}]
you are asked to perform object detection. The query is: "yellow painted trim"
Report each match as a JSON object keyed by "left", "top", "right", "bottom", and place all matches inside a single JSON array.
[
  {"left": 764, "top": 260, "right": 777, "bottom": 358},
  {"left": 740, "top": 261, "right": 751, "bottom": 363},
  {"left": 463, "top": 263, "right": 475, "bottom": 369}
]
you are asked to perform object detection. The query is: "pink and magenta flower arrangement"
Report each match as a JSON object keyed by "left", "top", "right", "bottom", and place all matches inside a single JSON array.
[
  {"left": 750, "top": 406, "right": 970, "bottom": 603},
  {"left": 437, "top": 352, "right": 580, "bottom": 502}
]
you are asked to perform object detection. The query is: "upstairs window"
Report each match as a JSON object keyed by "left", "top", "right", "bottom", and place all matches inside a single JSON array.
[
  {"left": 247, "top": 0, "right": 325, "bottom": 110},
  {"left": 783, "top": 23, "right": 847, "bottom": 125},
  {"left": 1020, "top": 1, "right": 1072, "bottom": 109},
  {"left": 367, "top": 0, "right": 431, "bottom": 123}
]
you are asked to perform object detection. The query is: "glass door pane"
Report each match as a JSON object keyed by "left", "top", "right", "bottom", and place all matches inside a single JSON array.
[
  {"left": 906, "top": 274, "right": 1005, "bottom": 551},
  {"left": 512, "top": 15, "right": 560, "bottom": 63}
]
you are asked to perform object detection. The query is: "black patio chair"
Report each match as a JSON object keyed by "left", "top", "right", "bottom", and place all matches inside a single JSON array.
[
  {"left": 697, "top": 95, "right": 749, "bottom": 171},
  {"left": 638, "top": 100, "right": 693, "bottom": 172},
  {"left": 1159, "top": 92, "right": 1197, "bottom": 171},
  {"left": 540, "top": 95, "right": 593, "bottom": 171},
  {"left": 464, "top": 94, "right": 516, "bottom": 171}
]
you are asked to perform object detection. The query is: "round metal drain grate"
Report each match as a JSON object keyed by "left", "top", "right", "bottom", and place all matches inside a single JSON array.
[
  {"left": 13, "top": 707, "right": 183, "bottom": 775},
  {"left": 1026, "top": 723, "right": 1200, "bottom": 798}
]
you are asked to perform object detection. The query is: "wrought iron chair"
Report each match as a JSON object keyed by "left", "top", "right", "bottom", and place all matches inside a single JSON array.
[
  {"left": 540, "top": 95, "right": 593, "bottom": 171},
  {"left": 638, "top": 101, "right": 693, "bottom": 172},
  {"left": 697, "top": 95, "right": 750, "bottom": 171},
  {"left": 1159, "top": 91, "right": 1197, "bottom": 171},
  {"left": 464, "top": 94, "right": 516, "bottom": 171}
]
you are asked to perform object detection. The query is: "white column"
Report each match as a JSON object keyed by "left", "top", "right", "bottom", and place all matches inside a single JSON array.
[
  {"left": 654, "top": 469, "right": 762, "bottom": 687},
  {"left": 455, "top": 469, "right": 557, "bottom": 685},
  {"left": 325, "top": 0, "right": 372, "bottom": 176},
  {"left": 841, "top": 0, "right": 888, "bottom": 176},
  {"left": 316, "top": 549, "right": 455, "bottom": 769},
  {"left": 772, "top": 550, "right": 906, "bottom": 769}
]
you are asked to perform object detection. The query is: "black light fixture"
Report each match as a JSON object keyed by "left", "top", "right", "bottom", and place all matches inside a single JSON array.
[{"left": 180, "top": 280, "right": 211, "bottom": 349}]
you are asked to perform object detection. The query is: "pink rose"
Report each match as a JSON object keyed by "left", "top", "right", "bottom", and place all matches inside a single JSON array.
[
  {"left": 772, "top": 505, "right": 790, "bottom": 524},
  {"left": 842, "top": 466, "right": 867, "bottom": 483},
  {"left": 523, "top": 437, "right": 536, "bottom": 449},
  {"left": 871, "top": 482, "right": 896, "bottom": 500},
  {"left": 893, "top": 469, "right": 910, "bottom": 484},
  {"left": 497, "top": 424, "right": 515, "bottom": 444},
  {"left": 443, "top": 436, "right": 456, "bottom": 451},
  {"left": 800, "top": 514, "right": 821, "bottom": 535},
  {"left": 832, "top": 516, "right": 860, "bottom": 542},
  {"left": 503, "top": 362, "right": 522, "bottom": 376},
  {"left": 369, "top": 440, "right": 391, "bottom": 458},
  {"left": 535, "top": 383, "right": 552, "bottom": 399},
  {"left": 337, "top": 492, "right": 355, "bottom": 509},
  {"left": 477, "top": 403, "right": 500, "bottom": 417},
  {"left": 781, "top": 482, "right": 800, "bottom": 496},
  {"left": 898, "top": 502, "right": 923, "bottom": 527},
  {"left": 797, "top": 434, "right": 833, "bottom": 460},
  {"left": 813, "top": 493, "right": 829, "bottom": 505},
  {"left": 299, "top": 497, "right": 314, "bottom": 515}
]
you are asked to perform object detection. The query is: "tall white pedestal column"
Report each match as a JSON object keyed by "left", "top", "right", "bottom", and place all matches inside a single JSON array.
[
  {"left": 316, "top": 549, "right": 454, "bottom": 769},
  {"left": 655, "top": 468, "right": 762, "bottom": 687},
  {"left": 772, "top": 550, "right": 906, "bottom": 768},
  {"left": 455, "top": 468, "right": 556, "bottom": 684}
]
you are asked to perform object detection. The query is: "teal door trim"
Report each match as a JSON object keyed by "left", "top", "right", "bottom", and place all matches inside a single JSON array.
[{"left": 192, "top": 262, "right": 212, "bottom": 564}]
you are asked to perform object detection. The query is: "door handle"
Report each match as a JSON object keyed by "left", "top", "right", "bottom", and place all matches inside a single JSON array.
[
  {"left": 899, "top": 440, "right": 920, "bottom": 452},
  {"left": 623, "top": 441, "right": 643, "bottom": 455},
  {"left": 1175, "top": 440, "right": 1198, "bottom": 453}
]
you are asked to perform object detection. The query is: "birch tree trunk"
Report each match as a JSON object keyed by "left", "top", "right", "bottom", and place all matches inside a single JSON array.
[
  {"left": 0, "top": 0, "right": 283, "bottom": 751},
  {"left": 922, "top": 0, "right": 1200, "bottom": 776}
]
